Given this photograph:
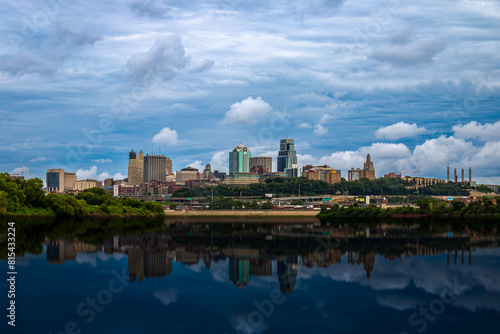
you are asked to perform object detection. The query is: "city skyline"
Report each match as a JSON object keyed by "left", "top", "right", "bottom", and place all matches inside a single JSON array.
[{"left": 1, "top": 1, "right": 500, "bottom": 184}]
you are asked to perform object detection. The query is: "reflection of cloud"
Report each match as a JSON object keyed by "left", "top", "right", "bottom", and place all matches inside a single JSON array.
[
  {"left": 454, "top": 291, "right": 500, "bottom": 312},
  {"left": 186, "top": 259, "right": 204, "bottom": 273},
  {"left": 75, "top": 253, "right": 97, "bottom": 267},
  {"left": 153, "top": 288, "right": 178, "bottom": 306},
  {"left": 210, "top": 259, "right": 229, "bottom": 282},
  {"left": 298, "top": 250, "right": 500, "bottom": 313},
  {"left": 364, "top": 274, "right": 411, "bottom": 291},
  {"left": 75, "top": 251, "right": 126, "bottom": 267},
  {"left": 248, "top": 276, "right": 278, "bottom": 289},
  {"left": 377, "top": 294, "right": 424, "bottom": 311}
]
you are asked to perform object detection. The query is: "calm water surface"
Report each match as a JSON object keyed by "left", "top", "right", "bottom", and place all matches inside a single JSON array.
[{"left": 1, "top": 217, "right": 499, "bottom": 334}]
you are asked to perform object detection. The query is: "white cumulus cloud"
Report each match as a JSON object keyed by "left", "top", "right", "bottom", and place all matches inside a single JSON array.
[
  {"left": 452, "top": 120, "right": 500, "bottom": 142},
  {"left": 375, "top": 122, "right": 428, "bottom": 140},
  {"left": 313, "top": 124, "right": 328, "bottom": 135},
  {"left": 152, "top": 127, "right": 179, "bottom": 146},
  {"left": 222, "top": 96, "right": 272, "bottom": 125},
  {"left": 209, "top": 150, "right": 228, "bottom": 172},
  {"left": 76, "top": 166, "right": 98, "bottom": 180}
]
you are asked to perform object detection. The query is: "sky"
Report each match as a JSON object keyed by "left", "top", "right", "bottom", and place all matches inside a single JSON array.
[{"left": 1, "top": 0, "right": 500, "bottom": 184}]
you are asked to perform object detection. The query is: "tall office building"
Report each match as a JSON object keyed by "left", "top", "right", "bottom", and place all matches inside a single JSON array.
[
  {"left": 46, "top": 169, "right": 77, "bottom": 193},
  {"left": 359, "top": 154, "right": 376, "bottom": 181},
  {"left": 166, "top": 157, "right": 173, "bottom": 176},
  {"left": 229, "top": 143, "right": 251, "bottom": 174},
  {"left": 128, "top": 150, "right": 144, "bottom": 185},
  {"left": 277, "top": 138, "right": 297, "bottom": 172},
  {"left": 249, "top": 156, "right": 272, "bottom": 172},
  {"left": 144, "top": 154, "right": 168, "bottom": 183}
]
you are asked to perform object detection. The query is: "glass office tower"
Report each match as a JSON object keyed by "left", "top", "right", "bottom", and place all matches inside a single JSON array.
[{"left": 277, "top": 138, "right": 297, "bottom": 172}]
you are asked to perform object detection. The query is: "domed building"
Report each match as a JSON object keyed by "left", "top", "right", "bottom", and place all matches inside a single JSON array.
[{"left": 229, "top": 142, "right": 251, "bottom": 174}]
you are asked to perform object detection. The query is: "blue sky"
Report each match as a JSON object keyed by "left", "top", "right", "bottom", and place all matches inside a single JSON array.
[{"left": 1, "top": 0, "right": 500, "bottom": 183}]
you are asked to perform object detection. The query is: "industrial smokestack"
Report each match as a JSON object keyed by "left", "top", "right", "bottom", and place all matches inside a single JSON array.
[
  {"left": 447, "top": 166, "right": 450, "bottom": 182},
  {"left": 462, "top": 168, "right": 464, "bottom": 183},
  {"left": 469, "top": 167, "right": 472, "bottom": 183},
  {"left": 454, "top": 168, "right": 457, "bottom": 184}
]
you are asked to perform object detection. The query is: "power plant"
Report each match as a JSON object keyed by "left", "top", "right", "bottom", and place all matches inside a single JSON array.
[{"left": 447, "top": 166, "right": 472, "bottom": 184}]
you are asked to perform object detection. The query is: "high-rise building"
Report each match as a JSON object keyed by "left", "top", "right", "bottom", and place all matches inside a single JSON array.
[
  {"left": 166, "top": 157, "right": 173, "bottom": 176},
  {"left": 277, "top": 138, "right": 297, "bottom": 172},
  {"left": 359, "top": 154, "right": 376, "bottom": 181},
  {"left": 249, "top": 156, "right": 272, "bottom": 172},
  {"left": 202, "top": 164, "right": 214, "bottom": 180},
  {"left": 144, "top": 154, "right": 168, "bottom": 183},
  {"left": 128, "top": 149, "right": 144, "bottom": 185},
  {"left": 348, "top": 168, "right": 360, "bottom": 181},
  {"left": 46, "top": 169, "right": 77, "bottom": 193},
  {"left": 229, "top": 143, "right": 251, "bottom": 174}
]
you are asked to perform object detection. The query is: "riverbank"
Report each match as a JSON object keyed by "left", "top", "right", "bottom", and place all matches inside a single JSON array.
[{"left": 164, "top": 209, "right": 319, "bottom": 216}]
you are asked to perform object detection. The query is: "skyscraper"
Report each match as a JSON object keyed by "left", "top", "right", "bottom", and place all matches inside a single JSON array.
[
  {"left": 144, "top": 154, "right": 168, "bottom": 183},
  {"left": 277, "top": 138, "right": 297, "bottom": 172},
  {"left": 249, "top": 156, "right": 272, "bottom": 172},
  {"left": 359, "top": 154, "right": 375, "bottom": 181},
  {"left": 229, "top": 143, "right": 251, "bottom": 174},
  {"left": 128, "top": 149, "right": 144, "bottom": 185}
]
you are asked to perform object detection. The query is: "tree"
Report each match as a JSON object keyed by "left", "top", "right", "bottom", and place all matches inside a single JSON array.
[
  {"left": 261, "top": 201, "right": 273, "bottom": 209},
  {"left": 451, "top": 200, "right": 466, "bottom": 212},
  {"left": 416, "top": 197, "right": 431, "bottom": 213}
]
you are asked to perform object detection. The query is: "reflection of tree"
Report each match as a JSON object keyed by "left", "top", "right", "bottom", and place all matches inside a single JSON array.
[
  {"left": 0, "top": 216, "right": 164, "bottom": 260},
  {"left": 0, "top": 217, "right": 498, "bottom": 261}
]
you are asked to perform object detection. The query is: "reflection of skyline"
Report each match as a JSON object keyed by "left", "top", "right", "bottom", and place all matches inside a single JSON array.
[
  {"left": 42, "top": 222, "right": 496, "bottom": 295},
  {"left": 278, "top": 256, "right": 299, "bottom": 294},
  {"left": 348, "top": 252, "right": 376, "bottom": 279}
]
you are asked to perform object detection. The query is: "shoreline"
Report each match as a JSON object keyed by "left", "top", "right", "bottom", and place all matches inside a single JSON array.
[{"left": 164, "top": 209, "right": 320, "bottom": 217}]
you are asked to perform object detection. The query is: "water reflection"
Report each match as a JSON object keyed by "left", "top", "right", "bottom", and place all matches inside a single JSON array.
[
  {"left": 38, "top": 219, "right": 496, "bottom": 295},
  {"left": 1, "top": 217, "right": 499, "bottom": 334}
]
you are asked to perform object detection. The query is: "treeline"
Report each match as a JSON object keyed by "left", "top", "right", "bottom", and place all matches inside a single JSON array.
[
  {"left": 0, "top": 173, "right": 164, "bottom": 217},
  {"left": 318, "top": 197, "right": 500, "bottom": 218},
  {"left": 173, "top": 177, "right": 472, "bottom": 198}
]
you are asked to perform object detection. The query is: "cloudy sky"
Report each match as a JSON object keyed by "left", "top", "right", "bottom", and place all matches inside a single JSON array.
[{"left": 1, "top": 0, "right": 499, "bottom": 183}]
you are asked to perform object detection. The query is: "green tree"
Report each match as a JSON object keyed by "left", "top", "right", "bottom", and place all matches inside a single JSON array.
[
  {"left": 261, "top": 201, "right": 273, "bottom": 209},
  {"left": 417, "top": 197, "right": 431, "bottom": 213}
]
